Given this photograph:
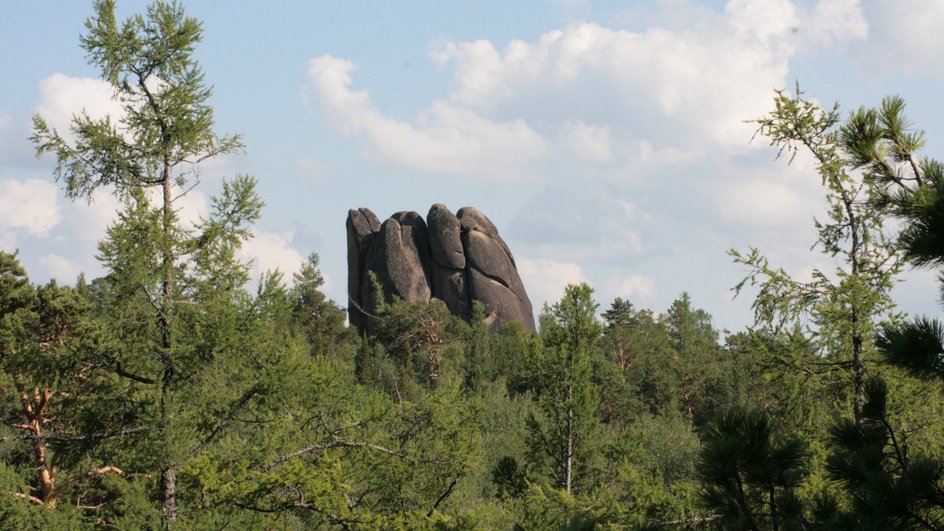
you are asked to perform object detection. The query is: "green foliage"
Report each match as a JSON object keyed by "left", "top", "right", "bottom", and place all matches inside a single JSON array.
[
  {"left": 291, "top": 253, "right": 353, "bottom": 359},
  {"left": 877, "top": 317, "right": 944, "bottom": 378},
  {"left": 817, "top": 376, "right": 944, "bottom": 529},
  {"left": 528, "top": 283, "right": 602, "bottom": 494},
  {"left": 19, "top": 3, "right": 944, "bottom": 527},
  {"left": 733, "top": 84, "right": 903, "bottom": 425},
  {"left": 698, "top": 406, "right": 809, "bottom": 530}
]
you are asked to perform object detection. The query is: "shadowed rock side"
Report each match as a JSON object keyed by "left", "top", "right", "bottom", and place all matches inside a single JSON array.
[
  {"left": 346, "top": 205, "right": 535, "bottom": 334},
  {"left": 427, "top": 204, "right": 470, "bottom": 321},
  {"left": 346, "top": 208, "right": 381, "bottom": 332},
  {"left": 457, "top": 207, "right": 534, "bottom": 333}
]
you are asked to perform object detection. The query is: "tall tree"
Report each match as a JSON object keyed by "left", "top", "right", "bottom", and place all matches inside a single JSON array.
[
  {"left": 527, "top": 283, "right": 602, "bottom": 494},
  {"left": 664, "top": 292, "right": 725, "bottom": 425},
  {"left": 30, "top": 1, "right": 251, "bottom": 525},
  {"left": 839, "top": 96, "right": 944, "bottom": 379},
  {"left": 732, "top": 85, "right": 902, "bottom": 425}
]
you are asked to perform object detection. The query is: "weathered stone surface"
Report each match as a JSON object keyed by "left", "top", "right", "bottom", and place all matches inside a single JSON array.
[
  {"left": 427, "top": 204, "right": 465, "bottom": 269},
  {"left": 457, "top": 207, "right": 513, "bottom": 263},
  {"left": 347, "top": 205, "right": 534, "bottom": 334},
  {"left": 466, "top": 268, "right": 533, "bottom": 332},
  {"left": 459, "top": 209, "right": 534, "bottom": 332},
  {"left": 431, "top": 267, "right": 470, "bottom": 321},
  {"left": 425, "top": 204, "right": 469, "bottom": 320},
  {"left": 346, "top": 208, "right": 381, "bottom": 330},
  {"left": 369, "top": 216, "right": 432, "bottom": 304}
]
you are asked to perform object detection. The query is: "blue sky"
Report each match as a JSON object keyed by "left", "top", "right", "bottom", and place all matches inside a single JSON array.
[{"left": 2, "top": 0, "right": 942, "bottom": 332}]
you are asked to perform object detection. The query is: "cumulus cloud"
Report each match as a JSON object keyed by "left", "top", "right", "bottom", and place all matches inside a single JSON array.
[
  {"left": 609, "top": 274, "right": 656, "bottom": 303},
  {"left": 802, "top": 0, "right": 867, "bottom": 45},
  {"left": 517, "top": 257, "right": 588, "bottom": 310},
  {"left": 0, "top": 178, "right": 61, "bottom": 236},
  {"left": 304, "top": 55, "right": 548, "bottom": 180},
  {"left": 858, "top": 0, "right": 944, "bottom": 78},
  {"left": 716, "top": 178, "right": 818, "bottom": 228},
  {"left": 239, "top": 230, "right": 306, "bottom": 281},
  {"left": 304, "top": 0, "right": 868, "bottom": 187},
  {"left": 35, "top": 74, "right": 122, "bottom": 142},
  {"left": 429, "top": 17, "right": 795, "bottom": 147},
  {"left": 561, "top": 121, "right": 616, "bottom": 164}
]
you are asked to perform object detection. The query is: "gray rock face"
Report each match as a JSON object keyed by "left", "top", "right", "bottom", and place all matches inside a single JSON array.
[
  {"left": 346, "top": 205, "right": 535, "bottom": 334},
  {"left": 458, "top": 208, "right": 534, "bottom": 333},
  {"left": 427, "top": 204, "right": 469, "bottom": 320},
  {"left": 346, "top": 208, "right": 381, "bottom": 331}
]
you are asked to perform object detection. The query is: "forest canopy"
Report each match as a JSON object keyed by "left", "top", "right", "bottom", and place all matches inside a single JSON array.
[{"left": 1, "top": 1, "right": 943, "bottom": 529}]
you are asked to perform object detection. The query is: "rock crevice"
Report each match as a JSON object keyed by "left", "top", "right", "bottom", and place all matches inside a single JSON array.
[{"left": 347, "top": 204, "right": 534, "bottom": 334}]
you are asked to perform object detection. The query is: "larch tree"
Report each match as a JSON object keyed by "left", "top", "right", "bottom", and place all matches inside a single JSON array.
[
  {"left": 30, "top": 1, "right": 255, "bottom": 525},
  {"left": 731, "top": 85, "right": 902, "bottom": 426}
]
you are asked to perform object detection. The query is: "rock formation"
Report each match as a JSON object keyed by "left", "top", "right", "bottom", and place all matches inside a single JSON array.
[{"left": 347, "top": 204, "right": 535, "bottom": 334}]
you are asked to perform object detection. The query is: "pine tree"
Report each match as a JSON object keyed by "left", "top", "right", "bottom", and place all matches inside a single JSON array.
[{"left": 698, "top": 406, "right": 809, "bottom": 531}]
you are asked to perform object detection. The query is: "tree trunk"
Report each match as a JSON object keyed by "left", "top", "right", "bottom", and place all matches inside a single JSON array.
[
  {"left": 160, "top": 162, "right": 178, "bottom": 527},
  {"left": 565, "top": 383, "right": 574, "bottom": 494},
  {"left": 852, "top": 331, "right": 865, "bottom": 428},
  {"left": 162, "top": 467, "right": 177, "bottom": 527},
  {"left": 845, "top": 195, "right": 866, "bottom": 428}
]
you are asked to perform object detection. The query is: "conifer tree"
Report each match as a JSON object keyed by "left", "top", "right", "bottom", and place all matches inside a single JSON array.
[
  {"left": 527, "top": 283, "right": 602, "bottom": 494},
  {"left": 30, "top": 1, "right": 257, "bottom": 525},
  {"left": 732, "top": 85, "right": 901, "bottom": 425},
  {"left": 698, "top": 406, "right": 809, "bottom": 531}
]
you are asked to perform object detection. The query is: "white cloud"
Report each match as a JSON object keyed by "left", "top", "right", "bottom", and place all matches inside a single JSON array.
[
  {"left": 517, "top": 257, "right": 588, "bottom": 310},
  {"left": 304, "top": 55, "right": 548, "bottom": 180},
  {"left": 39, "top": 254, "right": 81, "bottom": 282},
  {"left": 35, "top": 74, "right": 122, "bottom": 142},
  {"left": 239, "top": 230, "right": 306, "bottom": 281},
  {"left": 0, "top": 231, "right": 17, "bottom": 251},
  {"left": 561, "top": 121, "right": 616, "bottom": 164},
  {"left": 0, "top": 178, "right": 61, "bottom": 235},
  {"left": 726, "top": 0, "right": 798, "bottom": 43},
  {"left": 803, "top": 0, "right": 867, "bottom": 45},
  {"left": 304, "top": 0, "right": 869, "bottom": 186},
  {"left": 431, "top": 17, "right": 796, "bottom": 147},
  {"left": 717, "top": 179, "right": 817, "bottom": 227},
  {"left": 610, "top": 274, "right": 656, "bottom": 303},
  {"left": 858, "top": 0, "right": 944, "bottom": 78}
]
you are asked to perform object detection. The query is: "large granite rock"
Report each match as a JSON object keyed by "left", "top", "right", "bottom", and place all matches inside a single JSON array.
[
  {"left": 346, "top": 208, "right": 381, "bottom": 331},
  {"left": 458, "top": 207, "right": 534, "bottom": 332},
  {"left": 346, "top": 205, "right": 535, "bottom": 334}
]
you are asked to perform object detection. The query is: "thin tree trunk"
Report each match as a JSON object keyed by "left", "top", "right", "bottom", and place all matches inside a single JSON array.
[
  {"left": 852, "top": 330, "right": 865, "bottom": 427},
  {"left": 845, "top": 195, "right": 866, "bottom": 428},
  {"left": 565, "top": 383, "right": 574, "bottom": 494},
  {"left": 769, "top": 484, "right": 778, "bottom": 531},
  {"left": 160, "top": 161, "right": 178, "bottom": 527},
  {"left": 29, "top": 389, "right": 57, "bottom": 507}
]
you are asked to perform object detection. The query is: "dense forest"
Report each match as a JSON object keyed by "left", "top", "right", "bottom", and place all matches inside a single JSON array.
[{"left": 2, "top": 1, "right": 943, "bottom": 529}]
